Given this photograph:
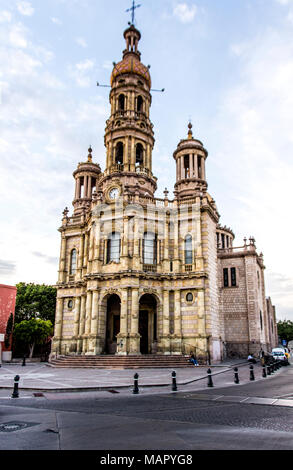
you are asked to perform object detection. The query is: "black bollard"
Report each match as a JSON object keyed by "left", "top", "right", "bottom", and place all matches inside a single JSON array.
[
  {"left": 172, "top": 371, "right": 177, "bottom": 392},
  {"left": 249, "top": 365, "right": 255, "bottom": 381},
  {"left": 234, "top": 367, "right": 239, "bottom": 384},
  {"left": 22, "top": 355, "right": 26, "bottom": 367},
  {"left": 267, "top": 364, "right": 271, "bottom": 375},
  {"left": 262, "top": 365, "right": 267, "bottom": 378},
  {"left": 207, "top": 368, "right": 214, "bottom": 388},
  {"left": 133, "top": 373, "right": 139, "bottom": 395},
  {"left": 11, "top": 375, "right": 20, "bottom": 398}
]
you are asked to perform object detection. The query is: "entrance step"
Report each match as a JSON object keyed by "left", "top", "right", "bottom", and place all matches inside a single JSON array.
[{"left": 50, "top": 355, "right": 196, "bottom": 369}]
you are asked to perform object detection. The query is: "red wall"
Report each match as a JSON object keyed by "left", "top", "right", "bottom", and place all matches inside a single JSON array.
[{"left": 0, "top": 284, "right": 17, "bottom": 352}]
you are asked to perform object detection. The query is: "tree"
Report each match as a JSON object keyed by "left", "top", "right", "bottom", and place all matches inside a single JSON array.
[
  {"left": 4, "top": 313, "right": 14, "bottom": 349},
  {"left": 13, "top": 319, "right": 53, "bottom": 358},
  {"left": 277, "top": 320, "right": 293, "bottom": 344},
  {"left": 15, "top": 283, "right": 57, "bottom": 325}
]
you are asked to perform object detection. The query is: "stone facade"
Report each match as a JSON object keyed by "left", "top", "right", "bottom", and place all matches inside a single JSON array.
[{"left": 51, "top": 24, "right": 278, "bottom": 362}]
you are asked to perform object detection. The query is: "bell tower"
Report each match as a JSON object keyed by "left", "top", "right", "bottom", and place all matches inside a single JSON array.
[
  {"left": 173, "top": 123, "right": 208, "bottom": 199},
  {"left": 100, "top": 24, "right": 157, "bottom": 199}
]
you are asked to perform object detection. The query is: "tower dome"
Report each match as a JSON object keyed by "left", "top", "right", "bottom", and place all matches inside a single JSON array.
[{"left": 110, "top": 25, "right": 151, "bottom": 88}]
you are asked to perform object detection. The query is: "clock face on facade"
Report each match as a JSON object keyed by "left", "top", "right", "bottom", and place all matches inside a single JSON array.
[{"left": 109, "top": 187, "right": 120, "bottom": 200}]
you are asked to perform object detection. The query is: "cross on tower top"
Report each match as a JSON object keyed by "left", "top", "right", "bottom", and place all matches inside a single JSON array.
[{"left": 126, "top": 0, "right": 141, "bottom": 25}]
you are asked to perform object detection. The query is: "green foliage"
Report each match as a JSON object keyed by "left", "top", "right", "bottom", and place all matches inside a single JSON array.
[
  {"left": 15, "top": 283, "right": 57, "bottom": 325},
  {"left": 4, "top": 313, "right": 14, "bottom": 349},
  {"left": 277, "top": 320, "right": 293, "bottom": 344},
  {"left": 13, "top": 319, "right": 53, "bottom": 358}
]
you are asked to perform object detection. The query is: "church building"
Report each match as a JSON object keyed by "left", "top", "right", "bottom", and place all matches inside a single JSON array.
[{"left": 52, "top": 22, "right": 278, "bottom": 363}]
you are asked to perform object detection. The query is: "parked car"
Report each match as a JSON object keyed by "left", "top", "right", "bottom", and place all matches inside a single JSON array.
[{"left": 271, "top": 348, "right": 289, "bottom": 365}]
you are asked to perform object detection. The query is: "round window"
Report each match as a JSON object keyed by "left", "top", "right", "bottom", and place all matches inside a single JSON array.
[
  {"left": 68, "top": 299, "right": 73, "bottom": 309},
  {"left": 186, "top": 293, "right": 193, "bottom": 302}
]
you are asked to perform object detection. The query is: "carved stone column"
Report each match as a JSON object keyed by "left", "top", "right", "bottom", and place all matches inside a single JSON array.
[
  {"left": 78, "top": 294, "right": 86, "bottom": 354},
  {"left": 58, "top": 234, "right": 67, "bottom": 283},
  {"left": 93, "top": 219, "right": 101, "bottom": 272},
  {"left": 162, "top": 289, "right": 170, "bottom": 354},
  {"left": 89, "top": 290, "right": 100, "bottom": 355},
  {"left": 54, "top": 297, "right": 63, "bottom": 340},
  {"left": 173, "top": 290, "right": 182, "bottom": 354},
  {"left": 129, "top": 288, "right": 140, "bottom": 355},
  {"left": 117, "top": 289, "right": 129, "bottom": 355},
  {"left": 73, "top": 296, "right": 81, "bottom": 339},
  {"left": 197, "top": 288, "right": 207, "bottom": 359},
  {"left": 121, "top": 216, "right": 129, "bottom": 270}
]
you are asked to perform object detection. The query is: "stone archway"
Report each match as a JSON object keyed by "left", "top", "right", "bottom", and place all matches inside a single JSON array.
[
  {"left": 139, "top": 294, "right": 157, "bottom": 355},
  {"left": 100, "top": 293, "right": 121, "bottom": 355}
]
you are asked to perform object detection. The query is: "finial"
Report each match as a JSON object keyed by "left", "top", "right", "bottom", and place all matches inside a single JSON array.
[
  {"left": 164, "top": 188, "right": 169, "bottom": 199},
  {"left": 87, "top": 146, "right": 93, "bottom": 163},
  {"left": 126, "top": 0, "right": 141, "bottom": 25},
  {"left": 188, "top": 121, "right": 193, "bottom": 139}
]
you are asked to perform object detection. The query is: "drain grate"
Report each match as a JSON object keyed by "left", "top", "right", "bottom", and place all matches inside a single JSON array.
[
  {"left": 108, "top": 390, "right": 120, "bottom": 394},
  {"left": 0, "top": 422, "right": 39, "bottom": 433},
  {"left": 33, "top": 393, "right": 44, "bottom": 397}
]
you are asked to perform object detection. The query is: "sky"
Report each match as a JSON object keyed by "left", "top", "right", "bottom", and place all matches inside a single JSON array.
[{"left": 0, "top": 0, "right": 292, "bottom": 321}]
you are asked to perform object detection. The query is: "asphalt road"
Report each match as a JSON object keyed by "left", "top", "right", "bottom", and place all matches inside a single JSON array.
[{"left": 1, "top": 364, "right": 293, "bottom": 451}]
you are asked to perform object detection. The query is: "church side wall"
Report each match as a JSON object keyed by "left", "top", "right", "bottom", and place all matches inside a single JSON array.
[
  {"left": 218, "top": 256, "right": 250, "bottom": 358},
  {"left": 201, "top": 211, "right": 221, "bottom": 361}
]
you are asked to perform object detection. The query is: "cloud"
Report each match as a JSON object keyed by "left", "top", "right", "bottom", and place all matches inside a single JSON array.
[
  {"left": 0, "top": 15, "right": 107, "bottom": 286},
  {"left": 51, "top": 17, "right": 62, "bottom": 26},
  {"left": 69, "top": 59, "right": 95, "bottom": 87},
  {"left": 76, "top": 37, "right": 87, "bottom": 48},
  {"left": 17, "top": 1, "right": 34, "bottom": 17},
  {"left": 0, "top": 260, "right": 16, "bottom": 275},
  {"left": 0, "top": 10, "right": 12, "bottom": 23},
  {"left": 275, "top": 0, "right": 292, "bottom": 4},
  {"left": 32, "top": 252, "right": 59, "bottom": 266},
  {"left": 211, "top": 27, "right": 293, "bottom": 320},
  {"left": 173, "top": 3, "right": 197, "bottom": 23}
]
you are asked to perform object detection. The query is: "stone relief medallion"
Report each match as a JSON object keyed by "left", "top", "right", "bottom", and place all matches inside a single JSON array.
[
  {"left": 142, "top": 288, "right": 159, "bottom": 298},
  {"left": 103, "top": 288, "right": 120, "bottom": 296}
]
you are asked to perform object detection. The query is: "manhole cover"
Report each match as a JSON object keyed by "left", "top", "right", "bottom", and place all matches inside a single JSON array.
[{"left": 0, "top": 422, "right": 39, "bottom": 433}]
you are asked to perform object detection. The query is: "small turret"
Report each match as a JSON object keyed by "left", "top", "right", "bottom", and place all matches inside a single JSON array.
[
  {"left": 173, "top": 123, "right": 208, "bottom": 199},
  {"left": 72, "top": 147, "right": 101, "bottom": 215}
]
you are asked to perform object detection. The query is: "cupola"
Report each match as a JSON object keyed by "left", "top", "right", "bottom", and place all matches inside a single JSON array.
[{"left": 173, "top": 123, "right": 208, "bottom": 199}]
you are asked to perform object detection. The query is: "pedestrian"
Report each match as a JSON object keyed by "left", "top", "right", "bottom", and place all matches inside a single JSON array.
[
  {"left": 188, "top": 353, "right": 199, "bottom": 367},
  {"left": 247, "top": 354, "right": 256, "bottom": 364}
]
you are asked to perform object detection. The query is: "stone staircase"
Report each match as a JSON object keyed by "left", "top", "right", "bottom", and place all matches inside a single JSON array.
[{"left": 49, "top": 354, "right": 195, "bottom": 369}]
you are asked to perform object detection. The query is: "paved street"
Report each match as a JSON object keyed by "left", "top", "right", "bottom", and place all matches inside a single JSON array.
[{"left": 0, "top": 362, "right": 293, "bottom": 450}]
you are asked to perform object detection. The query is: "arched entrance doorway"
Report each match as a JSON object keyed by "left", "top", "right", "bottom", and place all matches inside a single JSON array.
[
  {"left": 104, "top": 294, "right": 121, "bottom": 354},
  {"left": 139, "top": 294, "right": 157, "bottom": 355}
]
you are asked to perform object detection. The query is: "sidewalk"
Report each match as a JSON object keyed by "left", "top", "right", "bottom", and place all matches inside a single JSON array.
[{"left": 0, "top": 360, "right": 272, "bottom": 395}]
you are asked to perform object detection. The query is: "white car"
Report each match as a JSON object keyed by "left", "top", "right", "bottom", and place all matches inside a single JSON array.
[{"left": 271, "top": 348, "right": 289, "bottom": 364}]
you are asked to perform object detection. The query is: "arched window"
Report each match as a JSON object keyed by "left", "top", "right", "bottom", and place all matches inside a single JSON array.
[
  {"left": 143, "top": 232, "right": 157, "bottom": 265},
  {"left": 184, "top": 155, "right": 190, "bottom": 179},
  {"left": 137, "top": 96, "right": 143, "bottom": 112},
  {"left": 185, "top": 235, "right": 193, "bottom": 265},
  {"left": 70, "top": 249, "right": 77, "bottom": 275},
  {"left": 136, "top": 143, "right": 144, "bottom": 167},
  {"left": 118, "top": 94, "right": 125, "bottom": 111},
  {"left": 107, "top": 233, "right": 121, "bottom": 263},
  {"left": 116, "top": 142, "right": 124, "bottom": 165}
]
